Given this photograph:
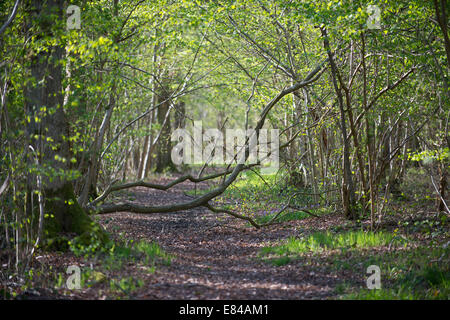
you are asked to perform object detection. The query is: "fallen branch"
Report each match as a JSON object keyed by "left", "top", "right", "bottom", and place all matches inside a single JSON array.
[
  {"left": 204, "top": 203, "right": 262, "bottom": 229},
  {"left": 92, "top": 59, "right": 327, "bottom": 226},
  {"left": 262, "top": 192, "right": 324, "bottom": 225},
  {"left": 88, "top": 165, "right": 257, "bottom": 208}
]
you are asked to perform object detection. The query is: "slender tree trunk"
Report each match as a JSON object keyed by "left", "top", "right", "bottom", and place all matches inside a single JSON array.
[
  {"left": 321, "top": 28, "right": 356, "bottom": 219},
  {"left": 79, "top": 86, "right": 115, "bottom": 207},
  {"left": 346, "top": 40, "right": 368, "bottom": 204},
  {"left": 142, "top": 108, "right": 156, "bottom": 178},
  {"left": 303, "top": 89, "right": 319, "bottom": 202},
  {"left": 361, "top": 33, "right": 376, "bottom": 228},
  {"left": 155, "top": 85, "right": 173, "bottom": 173}
]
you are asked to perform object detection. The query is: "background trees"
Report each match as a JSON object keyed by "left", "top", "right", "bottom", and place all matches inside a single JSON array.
[{"left": 0, "top": 0, "right": 448, "bottom": 275}]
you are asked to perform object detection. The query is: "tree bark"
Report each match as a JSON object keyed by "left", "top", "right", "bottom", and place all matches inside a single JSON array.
[
  {"left": 321, "top": 28, "right": 356, "bottom": 219},
  {"left": 155, "top": 85, "right": 174, "bottom": 173},
  {"left": 433, "top": 0, "right": 450, "bottom": 69},
  {"left": 24, "top": 0, "right": 106, "bottom": 247}
]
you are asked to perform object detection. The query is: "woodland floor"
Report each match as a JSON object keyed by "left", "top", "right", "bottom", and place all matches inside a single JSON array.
[
  {"left": 6, "top": 177, "right": 448, "bottom": 300},
  {"left": 97, "top": 182, "right": 352, "bottom": 299}
]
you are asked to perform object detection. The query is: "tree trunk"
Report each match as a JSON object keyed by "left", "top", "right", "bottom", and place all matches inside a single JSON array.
[
  {"left": 155, "top": 87, "right": 173, "bottom": 173},
  {"left": 361, "top": 33, "right": 376, "bottom": 228},
  {"left": 321, "top": 28, "right": 356, "bottom": 219},
  {"left": 24, "top": 0, "right": 106, "bottom": 247}
]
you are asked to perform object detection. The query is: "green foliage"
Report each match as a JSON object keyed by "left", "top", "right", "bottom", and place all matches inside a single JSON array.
[
  {"left": 408, "top": 148, "right": 450, "bottom": 164},
  {"left": 53, "top": 237, "right": 172, "bottom": 298},
  {"left": 261, "top": 231, "right": 396, "bottom": 258},
  {"left": 207, "top": 170, "right": 327, "bottom": 224},
  {"left": 398, "top": 216, "right": 448, "bottom": 238},
  {"left": 134, "top": 240, "right": 173, "bottom": 266},
  {"left": 332, "top": 243, "right": 450, "bottom": 299},
  {"left": 345, "top": 264, "right": 449, "bottom": 300},
  {"left": 68, "top": 225, "right": 110, "bottom": 257},
  {"left": 255, "top": 211, "right": 312, "bottom": 225},
  {"left": 69, "top": 233, "right": 172, "bottom": 267},
  {"left": 399, "top": 168, "right": 433, "bottom": 202},
  {"left": 0, "top": 0, "right": 448, "bottom": 300},
  {"left": 109, "top": 277, "right": 145, "bottom": 297}
]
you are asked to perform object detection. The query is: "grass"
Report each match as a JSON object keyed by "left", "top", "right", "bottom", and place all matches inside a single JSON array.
[
  {"left": 261, "top": 231, "right": 396, "bottom": 258},
  {"left": 68, "top": 228, "right": 173, "bottom": 267},
  {"left": 254, "top": 207, "right": 331, "bottom": 225},
  {"left": 223, "top": 171, "right": 316, "bottom": 207},
  {"left": 134, "top": 240, "right": 173, "bottom": 266},
  {"left": 189, "top": 170, "right": 328, "bottom": 224},
  {"left": 344, "top": 265, "right": 450, "bottom": 300},
  {"left": 49, "top": 237, "right": 174, "bottom": 298},
  {"left": 109, "top": 277, "right": 145, "bottom": 297},
  {"left": 102, "top": 239, "right": 173, "bottom": 271},
  {"left": 341, "top": 245, "right": 450, "bottom": 300},
  {"left": 260, "top": 227, "right": 449, "bottom": 300},
  {"left": 255, "top": 211, "right": 312, "bottom": 224}
]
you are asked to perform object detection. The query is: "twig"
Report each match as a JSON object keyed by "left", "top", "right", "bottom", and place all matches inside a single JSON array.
[{"left": 205, "top": 203, "right": 261, "bottom": 229}]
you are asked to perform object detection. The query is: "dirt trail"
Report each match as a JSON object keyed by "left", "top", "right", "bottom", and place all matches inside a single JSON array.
[{"left": 96, "top": 179, "right": 347, "bottom": 299}]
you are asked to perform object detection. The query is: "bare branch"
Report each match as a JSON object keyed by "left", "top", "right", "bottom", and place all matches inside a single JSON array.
[{"left": 0, "top": 0, "right": 20, "bottom": 37}]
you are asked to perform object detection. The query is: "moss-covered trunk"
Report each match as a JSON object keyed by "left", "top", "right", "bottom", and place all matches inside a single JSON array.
[{"left": 43, "top": 183, "right": 108, "bottom": 247}]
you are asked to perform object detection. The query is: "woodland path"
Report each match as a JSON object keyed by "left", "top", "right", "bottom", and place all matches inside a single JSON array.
[{"left": 95, "top": 178, "right": 352, "bottom": 299}]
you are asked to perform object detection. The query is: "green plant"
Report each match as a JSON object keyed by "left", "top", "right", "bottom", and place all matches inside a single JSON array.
[
  {"left": 134, "top": 240, "right": 173, "bottom": 266},
  {"left": 261, "top": 231, "right": 396, "bottom": 257},
  {"left": 340, "top": 246, "right": 449, "bottom": 300},
  {"left": 109, "top": 276, "right": 144, "bottom": 297}
]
